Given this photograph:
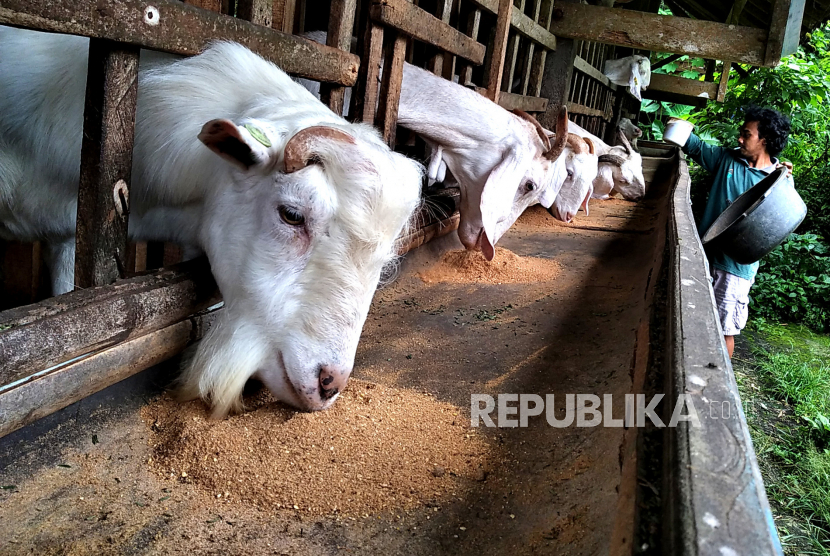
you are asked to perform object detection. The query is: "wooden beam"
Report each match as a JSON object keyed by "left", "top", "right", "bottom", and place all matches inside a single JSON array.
[
  {"left": 0, "top": 308, "right": 220, "bottom": 439},
  {"left": 459, "top": 9, "right": 482, "bottom": 87},
  {"left": 485, "top": 0, "right": 513, "bottom": 103},
  {"left": 74, "top": 40, "right": 139, "bottom": 290},
  {"left": 648, "top": 73, "right": 719, "bottom": 100},
  {"left": 641, "top": 88, "right": 708, "bottom": 107},
  {"left": 547, "top": 2, "right": 770, "bottom": 67},
  {"left": 765, "top": 0, "right": 806, "bottom": 66},
  {"left": 0, "top": 258, "right": 219, "bottom": 388},
  {"left": 573, "top": 55, "right": 615, "bottom": 88},
  {"left": 353, "top": 22, "right": 385, "bottom": 123},
  {"left": 537, "top": 18, "right": 577, "bottom": 129},
  {"left": 0, "top": 0, "right": 360, "bottom": 85},
  {"left": 717, "top": 61, "right": 731, "bottom": 102},
  {"left": 369, "top": 0, "right": 486, "bottom": 63}
]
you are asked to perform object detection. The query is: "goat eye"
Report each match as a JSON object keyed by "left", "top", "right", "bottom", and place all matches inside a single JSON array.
[
  {"left": 278, "top": 205, "right": 305, "bottom": 226},
  {"left": 524, "top": 180, "right": 536, "bottom": 192},
  {"left": 567, "top": 170, "right": 574, "bottom": 179}
]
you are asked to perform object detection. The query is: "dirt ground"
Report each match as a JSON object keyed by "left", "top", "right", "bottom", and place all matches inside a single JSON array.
[{"left": 0, "top": 186, "right": 666, "bottom": 555}]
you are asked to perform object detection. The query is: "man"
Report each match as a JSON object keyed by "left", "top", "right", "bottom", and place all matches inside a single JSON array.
[{"left": 681, "top": 106, "right": 793, "bottom": 357}]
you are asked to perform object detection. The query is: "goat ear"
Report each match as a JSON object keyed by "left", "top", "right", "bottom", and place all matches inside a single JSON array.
[
  {"left": 581, "top": 187, "right": 592, "bottom": 217},
  {"left": 479, "top": 152, "right": 526, "bottom": 261},
  {"left": 199, "top": 119, "right": 273, "bottom": 171}
]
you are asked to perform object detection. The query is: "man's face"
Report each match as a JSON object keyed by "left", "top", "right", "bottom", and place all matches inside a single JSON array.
[{"left": 738, "top": 121, "right": 767, "bottom": 160}]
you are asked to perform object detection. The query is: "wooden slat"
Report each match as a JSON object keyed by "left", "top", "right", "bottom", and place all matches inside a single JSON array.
[
  {"left": 498, "top": 91, "right": 549, "bottom": 112},
  {"left": 369, "top": 0, "right": 486, "bottom": 63},
  {"left": 547, "top": 2, "right": 770, "bottom": 67},
  {"left": 353, "top": 22, "right": 385, "bottom": 123},
  {"left": 648, "top": 73, "right": 719, "bottom": 100},
  {"left": 0, "top": 308, "right": 221, "bottom": 439},
  {"left": 0, "top": 0, "right": 360, "bottom": 85},
  {"left": 527, "top": 0, "right": 555, "bottom": 98},
  {"left": 429, "top": 0, "right": 454, "bottom": 74},
  {"left": 765, "top": 0, "right": 806, "bottom": 66},
  {"left": 237, "top": 0, "right": 273, "bottom": 25},
  {"left": 376, "top": 32, "right": 408, "bottom": 146},
  {"left": 641, "top": 88, "right": 708, "bottom": 107},
  {"left": 468, "top": 0, "right": 556, "bottom": 50},
  {"left": 0, "top": 258, "right": 219, "bottom": 387},
  {"left": 459, "top": 9, "right": 482, "bottom": 87},
  {"left": 573, "top": 55, "right": 615, "bottom": 89},
  {"left": 717, "top": 61, "right": 731, "bottom": 103},
  {"left": 74, "top": 40, "right": 139, "bottom": 290},
  {"left": 566, "top": 101, "right": 608, "bottom": 120},
  {"left": 322, "top": 0, "right": 358, "bottom": 115},
  {"left": 485, "top": 0, "right": 513, "bottom": 103}
]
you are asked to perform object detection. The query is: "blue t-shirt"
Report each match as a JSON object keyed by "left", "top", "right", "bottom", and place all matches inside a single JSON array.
[{"left": 682, "top": 133, "right": 793, "bottom": 281}]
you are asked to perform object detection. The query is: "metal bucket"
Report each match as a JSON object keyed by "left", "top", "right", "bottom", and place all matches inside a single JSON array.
[{"left": 701, "top": 167, "right": 807, "bottom": 264}]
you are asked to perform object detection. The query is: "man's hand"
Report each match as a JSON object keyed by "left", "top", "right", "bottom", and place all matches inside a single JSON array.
[{"left": 777, "top": 160, "right": 793, "bottom": 177}]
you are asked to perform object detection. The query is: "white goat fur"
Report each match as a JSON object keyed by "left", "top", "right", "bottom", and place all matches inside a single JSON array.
[
  {"left": 0, "top": 26, "right": 423, "bottom": 416},
  {"left": 397, "top": 64, "right": 597, "bottom": 258},
  {"left": 568, "top": 120, "right": 645, "bottom": 201}
]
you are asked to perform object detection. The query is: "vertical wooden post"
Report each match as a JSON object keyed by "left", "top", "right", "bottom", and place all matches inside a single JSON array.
[
  {"left": 237, "top": 0, "right": 274, "bottom": 26},
  {"left": 538, "top": 26, "right": 577, "bottom": 128},
  {"left": 717, "top": 61, "right": 731, "bottom": 102},
  {"left": 458, "top": 9, "right": 481, "bottom": 87},
  {"left": 376, "top": 33, "right": 408, "bottom": 147},
  {"left": 429, "top": 0, "right": 454, "bottom": 75},
  {"left": 503, "top": 0, "right": 527, "bottom": 94},
  {"left": 527, "top": 0, "right": 554, "bottom": 97},
  {"left": 485, "top": 0, "right": 513, "bottom": 103},
  {"left": 352, "top": 21, "right": 385, "bottom": 124},
  {"left": 322, "top": 0, "right": 358, "bottom": 116},
  {"left": 74, "top": 40, "right": 139, "bottom": 289}
]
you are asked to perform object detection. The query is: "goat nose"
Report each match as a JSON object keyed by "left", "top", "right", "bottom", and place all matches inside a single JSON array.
[{"left": 319, "top": 365, "right": 350, "bottom": 400}]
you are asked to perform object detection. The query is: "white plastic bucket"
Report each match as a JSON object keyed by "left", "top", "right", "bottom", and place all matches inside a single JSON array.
[{"left": 663, "top": 118, "right": 695, "bottom": 147}]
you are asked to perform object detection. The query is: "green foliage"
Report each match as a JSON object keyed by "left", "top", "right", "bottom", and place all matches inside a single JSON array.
[
  {"left": 737, "top": 325, "right": 830, "bottom": 553},
  {"left": 752, "top": 234, "right": 830, "bottom": 331}
]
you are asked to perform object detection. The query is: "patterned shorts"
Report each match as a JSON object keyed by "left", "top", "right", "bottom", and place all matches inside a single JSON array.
[{"left": 710, "top": 267, "right": 754, "bottom": 336}]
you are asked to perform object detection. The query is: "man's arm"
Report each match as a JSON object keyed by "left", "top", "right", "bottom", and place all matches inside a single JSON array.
[{"left": 682, "top": 133, "right": 728, "bottom": 173}]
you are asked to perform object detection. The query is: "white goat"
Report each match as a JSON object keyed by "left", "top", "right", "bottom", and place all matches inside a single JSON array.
[
  {"left": 0, "top": 26, "right": 423, "bottom": 416},
  {"left": 296, "top": 33, "right": 597, "bottom": 259},
  {"left": 397, "top": 64, "right": 597, "bottom": 260},
  {"left": 568, "top": 121, "right": 645, "bottom": 201}
]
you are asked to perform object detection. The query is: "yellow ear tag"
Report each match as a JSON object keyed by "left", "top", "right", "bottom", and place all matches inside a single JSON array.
[{"left": 244, "top": 123, "right": 272, "bottom": 148}]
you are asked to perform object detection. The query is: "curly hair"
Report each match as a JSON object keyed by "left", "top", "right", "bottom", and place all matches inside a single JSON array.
[{"left": 743, "top": 105, "right": 791, "bottom": 157}]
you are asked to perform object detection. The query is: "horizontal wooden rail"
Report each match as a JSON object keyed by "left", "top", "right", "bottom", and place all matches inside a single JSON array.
[
  {"left": 370, "top": 0, "right": 486, "bottom": 64},
  {"left": 0, "top": 258, "right": 219, "bottom": 388},
  {"left": 0, "top": 0, "right": 360, "bottom": 85},
  {"left": 548, "top": 2, "right": 768, "bottom": 67},
  {"left": 573, "top": 55, "right": 615, "bottom": 90},
  {"left": 475, "top": 87, "right": 549, "bottom": 112},
  {"left": 468, "top": 0, "right": 556, "bottom": 51},
  {"left": 648, "top": 73, "right": 719, "bottom": 100},
  {"left": 566, "top": 101, "right": 609, "bottom": 121},
  {"left": 0, "top": 307, "right": 221, "bottom": 439}
]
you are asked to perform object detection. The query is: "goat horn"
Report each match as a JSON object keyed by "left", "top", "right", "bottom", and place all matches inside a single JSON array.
[
  {"left": 283, "top": 126, "right": 356, "bottom": 173},
  {"left": 512, "top": 109, "right": 551, "bottom": 152},
  {"left": 544, "top": 106, "right": 569, "bottom": 161},
  {"left": 598, "top": 154, "right": 626, "bottom": 166},
  {"left": 583, "top": 137, "right": 595, "bottom": 155},
  {"left": 618, "top": 130, "right": 632, "bottom": 155}
]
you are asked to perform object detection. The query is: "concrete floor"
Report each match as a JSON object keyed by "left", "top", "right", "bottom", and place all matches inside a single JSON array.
[{"left": 0, "top": 179, "right": 668, "bottom": 555}]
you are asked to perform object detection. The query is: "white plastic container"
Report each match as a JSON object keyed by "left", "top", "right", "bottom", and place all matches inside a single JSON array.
[{"left": 663, "top": 118, "right": 695, "bottom": 147}]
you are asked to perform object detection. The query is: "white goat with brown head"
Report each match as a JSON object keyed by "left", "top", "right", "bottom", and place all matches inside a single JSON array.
[{"left": 0, "top": 26, "right": 422, "bottom": 416}]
